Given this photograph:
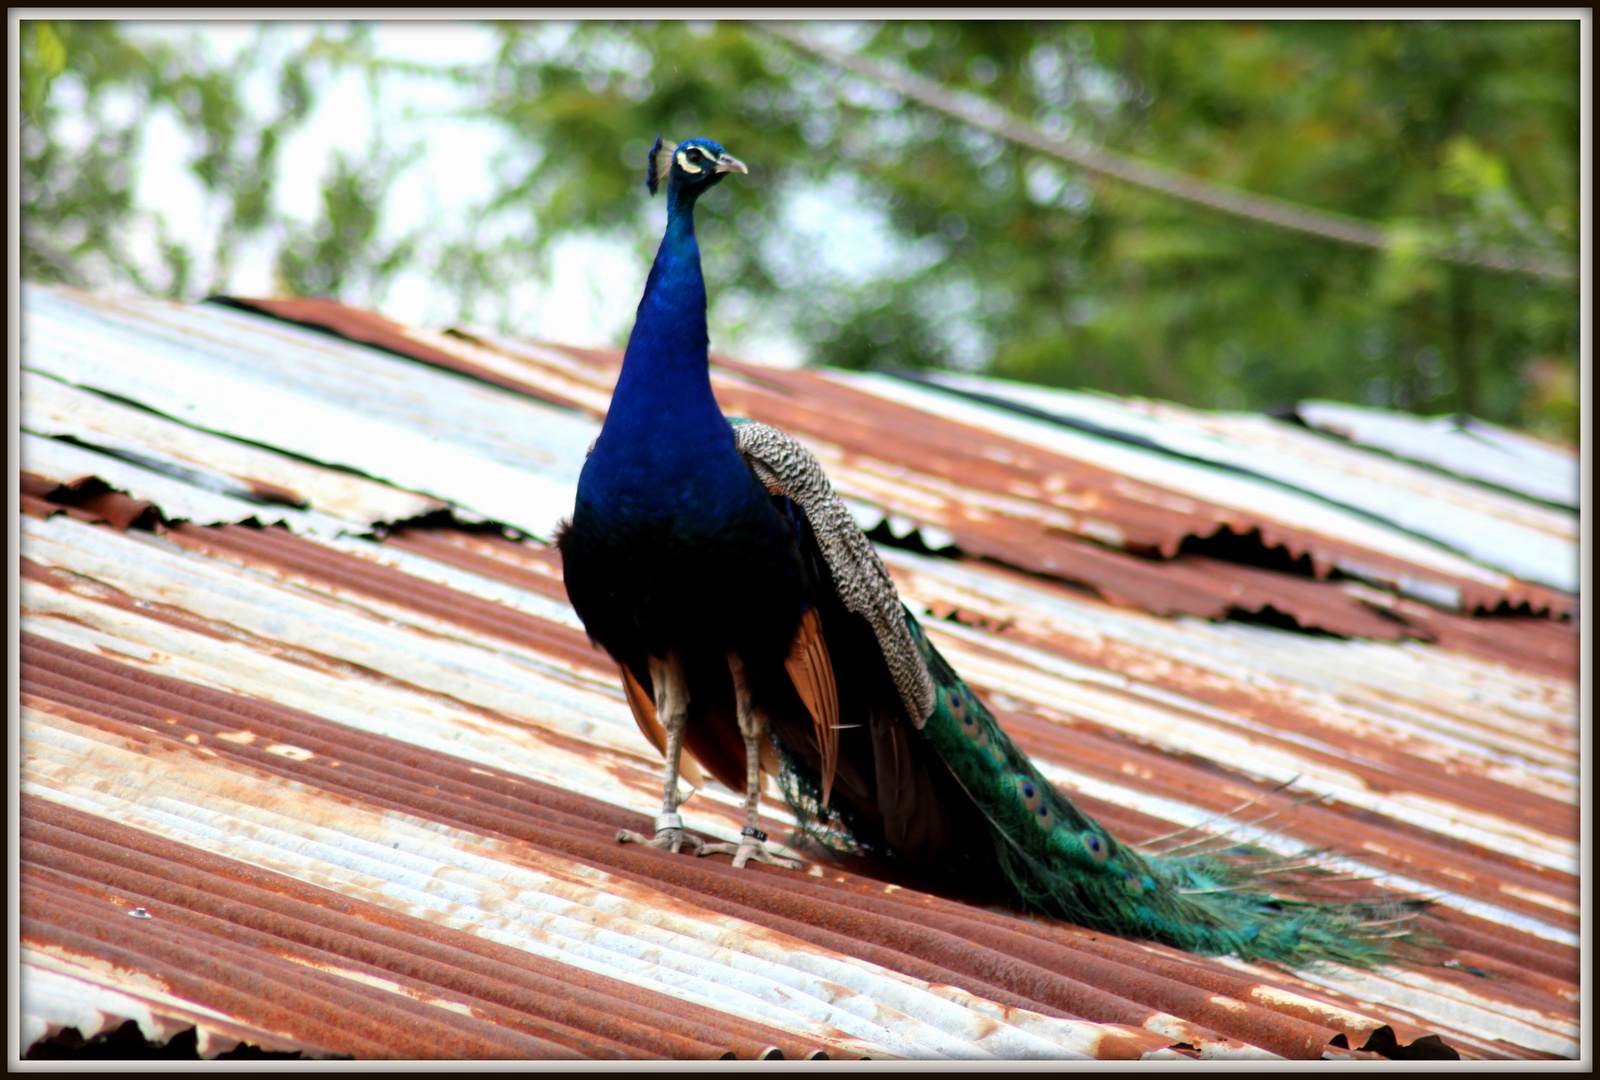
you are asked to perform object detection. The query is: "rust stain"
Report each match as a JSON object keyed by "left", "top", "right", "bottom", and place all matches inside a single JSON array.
[
  {"left": 20, "top": 794, "right": 825, "bottom": 1060},
  {"left": 21, "top": 472, "right": 157, "bottom": 531},
  {"left": 242, "top": 477, "right": 310, "bottom": 508}
]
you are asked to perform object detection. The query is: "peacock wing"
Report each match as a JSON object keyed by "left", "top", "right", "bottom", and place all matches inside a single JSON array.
[{"left": 731, "top": 419, "right": 934, "bottom": 725}]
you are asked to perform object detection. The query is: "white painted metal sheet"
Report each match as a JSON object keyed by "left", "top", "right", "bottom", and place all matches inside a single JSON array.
[
  {"left": 22, "top": 370, "right": 444, "bottom": 528},
  {"left": 1295, "top": 399, "right": 1578, "bottom": 509},
  {"left": 925, "top": 374, "right": 1578, "bottom": 592},
  {"left": 22, "top": 284, "right": 591, "bottom": 539}
]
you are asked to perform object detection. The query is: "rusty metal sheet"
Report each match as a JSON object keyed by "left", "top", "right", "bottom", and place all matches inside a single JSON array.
[
  {"left": 701, "top": 360, "right": 1569, "bottom": 620},
  {"left": 22, "top": 471, "right": 157, "bottom": 531},
  {"left": 10, "top": 644, "right": 1316, "bottom": 1059},
  {"left": 20, "top": 954, "right": 337, "bottom": 1059},
  {"left": 202, "top": 294, "right": 1573, "bottom": 626},
  {"left": 870, "top": 549, "right": 1578, "bottom": 950},
  {"left": 832, "top": 370, "right": 1559, "bottom": 607},
  {"left": 21, "top": 431, "right": 350, "bottom": 535},
  {"left": 17, "top": 689, "right": 1182, "bottom": 1061},
  {"left": 13, "top": 517, "right": 1269, "bottom": 1056},
  {"left": 18, "top": 513, "right": 736, "bottom": 838},
  {"left": 218, "top": 298, "right": 614, "bottom": 418},
  {"left": 19, "top": 797, "right": 832, "bottom": 1060}
]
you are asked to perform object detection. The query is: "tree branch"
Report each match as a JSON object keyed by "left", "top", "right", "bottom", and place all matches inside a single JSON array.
[{"left": 757, "top": 22, "right": 1576, "bottom": 283}]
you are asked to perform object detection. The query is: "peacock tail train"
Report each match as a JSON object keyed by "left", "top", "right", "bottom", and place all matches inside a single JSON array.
[{"left": 905, "top": 613, "right": 1420, "bottom": 967}]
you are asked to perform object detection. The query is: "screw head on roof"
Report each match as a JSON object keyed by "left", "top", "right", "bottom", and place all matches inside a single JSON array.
[{"left": 128, "top": 907, "right": 153, "bottom": 919}]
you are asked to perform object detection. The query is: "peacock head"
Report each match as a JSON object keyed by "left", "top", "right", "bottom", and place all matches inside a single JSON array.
[{"left": 647, "top": 135, "right": 748, "bottom": 201}]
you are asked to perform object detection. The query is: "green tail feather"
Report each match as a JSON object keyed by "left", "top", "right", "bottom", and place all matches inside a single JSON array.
[{"left": 791, "top": 605, "right": 1427, "bottom": 969}]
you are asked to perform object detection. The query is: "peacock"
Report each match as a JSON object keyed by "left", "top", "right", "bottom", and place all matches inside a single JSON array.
[{"left": 555, "top": 135, "right": 1422, "bottom": 968}]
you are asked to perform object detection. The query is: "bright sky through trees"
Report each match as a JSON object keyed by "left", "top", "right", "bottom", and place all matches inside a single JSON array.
[
  {"left": 114, "top": 22, "right": 665, "bottom": 357},
  {"left": 20, "top": 18, "right": 1582, "bottom": 440}
]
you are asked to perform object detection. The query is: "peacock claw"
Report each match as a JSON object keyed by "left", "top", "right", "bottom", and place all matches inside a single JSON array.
[
  {"left": 616, "top": 826, "right": 702, "bottom": 855},
  {"left": 697, "top": 839, "right": 802, "bottom": 870}
]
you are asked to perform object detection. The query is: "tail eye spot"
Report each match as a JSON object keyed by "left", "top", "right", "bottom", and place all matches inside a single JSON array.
[
  {"left": 1015, "top": 776, "right": 1042, "bottom": 812},
  {"left": 947, "top": 690, "right": 967, "bottom": 721}
]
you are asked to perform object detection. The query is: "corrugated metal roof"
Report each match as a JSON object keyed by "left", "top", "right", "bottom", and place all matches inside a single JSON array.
[
  {"left": 831, "top": 371, "right": 1570, "bottom": 611},
  {"left": 15, "top": 282, "right": 1582, "bottom": 1061},
  {"left": 1293, "top": 399, "right": 1580, "bottom": 510}
]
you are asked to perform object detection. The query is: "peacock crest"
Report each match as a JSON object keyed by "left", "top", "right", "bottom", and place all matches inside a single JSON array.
[{"left": 646, "top": 134, "right": 677, "bottom": 194}]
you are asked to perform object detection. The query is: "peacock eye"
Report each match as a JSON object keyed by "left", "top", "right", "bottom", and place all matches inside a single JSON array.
[{"left": 686, "top": 148, "right": 705, "bottom": 162}]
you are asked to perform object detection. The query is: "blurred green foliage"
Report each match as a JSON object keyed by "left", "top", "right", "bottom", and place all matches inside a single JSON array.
[
  {"left": 19, "top": 21, "right": 414, "bottom": 305},
  {"left": 19, "top": 19, "right": 1580, "bottom": 440}
]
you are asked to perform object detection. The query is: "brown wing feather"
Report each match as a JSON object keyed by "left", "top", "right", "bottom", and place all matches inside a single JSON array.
[
  {"left": 618, "top": 662, "right": 704, "bottom": 791},
  {"left": 681, "top": 699, "right": 747, "bottom": 795},
  {"left": 759, "top": 735, "right": 782, "bottom": 780},
  {"left": 784, "top": 606, "right": 841, "bottom": 806}
]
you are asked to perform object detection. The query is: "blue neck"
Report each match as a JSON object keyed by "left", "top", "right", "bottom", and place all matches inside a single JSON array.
[
  {"left": 580, "top": 179, "right": 754, "bottom": 522},
  {"left": 610, "top": 198, "right": 716, "bottom": 427}
]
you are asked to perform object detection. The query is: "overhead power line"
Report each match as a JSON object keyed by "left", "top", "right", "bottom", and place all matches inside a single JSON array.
[{"left": 758, "top": 22, "right": 1576, "bottom": 284}]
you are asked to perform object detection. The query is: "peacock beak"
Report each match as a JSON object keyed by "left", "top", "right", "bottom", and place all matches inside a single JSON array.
[{"left": 714, "top": 153, "right": 748, "bottom": 175}]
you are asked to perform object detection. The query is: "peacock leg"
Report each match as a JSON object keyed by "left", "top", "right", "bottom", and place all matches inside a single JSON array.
[
  {"left": 697, "top": 652, "right": 801, "bottom": 870},
  {"left": 617, "top": 653, "right": 703, "bottom": 854}
]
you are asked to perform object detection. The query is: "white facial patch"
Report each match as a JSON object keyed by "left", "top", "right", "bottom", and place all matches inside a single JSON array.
[{"left": 675, "top": 148, "right": 704, "bottom": 174}]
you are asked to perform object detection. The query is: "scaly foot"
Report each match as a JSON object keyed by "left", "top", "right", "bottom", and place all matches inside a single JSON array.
[
  {"left": 697, "top": 826, "right": 802, "bottom": 870},
  {"left": 617, "top": 813, "right": 702, "bottom": 855}
]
